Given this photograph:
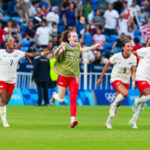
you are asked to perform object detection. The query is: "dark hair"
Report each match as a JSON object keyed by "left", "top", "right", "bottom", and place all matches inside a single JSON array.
[
  {"left": 30, "top": 41, "right": 36, "bottom": 47},
  {"left": 134, "top": 37, "right": 139, "bottom": 44},
  {"left": 41, "top": 19, "right": 47, "bottom": 24},
  {"left": 122, "top": 40, "right": 131, "bottom": 47},
  {"left": 60, "top": 30, "right": 71, "bottom": 42}
]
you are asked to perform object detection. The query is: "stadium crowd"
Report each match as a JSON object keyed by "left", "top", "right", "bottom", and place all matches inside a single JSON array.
[{"left": 0, "top": 0, "right": 149, "bottom": 64}]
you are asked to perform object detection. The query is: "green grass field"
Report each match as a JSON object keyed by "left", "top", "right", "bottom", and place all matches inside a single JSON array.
[{"left": 0, "top": 106, "right": 150, "bottom": 150}]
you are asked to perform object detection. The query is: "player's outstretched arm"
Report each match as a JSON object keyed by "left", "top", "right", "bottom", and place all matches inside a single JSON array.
[
  {"left": 54, "top": 42, "right": 66, "bottom": 57},
  {"left": 25, "top": 51, "right": 49, "bottom": 58},
  {"left": 146, "top": 40, "right": 150, "bottom": 47},
  {"left": 81, "top": 44, "right": 101, "bottom": 53},
  {"left": 96, "top": 61, "right": 111, "bottom": 86},
  {"left": 131, "top": 66, "right": 136, "bottom": 89}
]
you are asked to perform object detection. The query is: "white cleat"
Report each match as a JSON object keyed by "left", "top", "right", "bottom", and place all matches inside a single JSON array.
[
  {"left": 109, "top": 104, "right": 117, "bottom": 117},
  {"left": 50, "top": 92, "right": 56, "bottom": 105},
  {"left": 105, "top": 122, "right": 112, "bottom": 129},
  {"left": 129, "top": 120, "right": 138, "bottom": 129},
  {"left": 3, "top": 121, "right": 10, "bottom": 128}
]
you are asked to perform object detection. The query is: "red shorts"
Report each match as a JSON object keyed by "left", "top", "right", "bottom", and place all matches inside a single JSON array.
[
  {"left": 57, "top": 75, "right": 79, "bottom": 88},
  {"left": 0, "top": 81, "right": 15, "bottom": 94},
  {"left": 111, "top": 80, "right": 129, "bottom": 91},
  {"left": 136, "top": 81, "right": 150, "bottom": 93}
]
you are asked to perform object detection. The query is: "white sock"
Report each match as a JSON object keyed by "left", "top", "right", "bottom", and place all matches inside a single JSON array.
[
  {"left": 106, "top": 115, "right": 113, "bottom": 124},
  {"left": 132, "top": 103, "right": 145, "bottom": 123},
  {"left": 53, "top": 93, "right": 64, "bottom": 102},
  {"left": 136, "top": 95, "right": 150, "bottom": 105},
  {"left": 112, "top": 94, "right": 125, "bottom": 107},
  {"left": 71, "top": 116, "right": 75, "bottom": 124},
  {"left": 0, "top": 105, "right": 7, "bottom": 123}
]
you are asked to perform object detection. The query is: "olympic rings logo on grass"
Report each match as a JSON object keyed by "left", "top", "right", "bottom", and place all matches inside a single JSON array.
[{"left": 105, "top": 93, "right": 116, "bottom": 103}]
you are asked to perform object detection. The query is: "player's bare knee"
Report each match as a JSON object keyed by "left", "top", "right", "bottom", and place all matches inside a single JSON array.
[{"left": 122, "top": 91, "right": 128, "bottom": 98}]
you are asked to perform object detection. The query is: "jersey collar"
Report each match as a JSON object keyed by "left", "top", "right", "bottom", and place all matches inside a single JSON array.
[
  {"left": 5, "top": 49, "right": 14, "bottom": 53},
  {"left": 122, "top": 52, "right": 130, "bottom": 59}
]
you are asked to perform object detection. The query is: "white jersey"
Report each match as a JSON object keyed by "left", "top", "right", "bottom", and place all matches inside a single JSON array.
[
  {"left": 110, "top": 52, "right": 136, "bottom": 84},
  {"left": 0, "top": 49, "right": 25, "bottom": 83},
  {"left": 136, "top": 47, "right": 150, "bottom": 83}
]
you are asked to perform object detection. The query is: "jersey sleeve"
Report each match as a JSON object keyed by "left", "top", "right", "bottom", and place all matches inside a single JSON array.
[
  {"left": 136, "top": 47, "right": 149, "bottom": 58},
  {"left": 109, "top": 54, "right": 118, "bottom": 64},
  {"left": 18, "top": 50, "right": 26, "bottom": 58},
  {"left": 132, "top": 55, "right": 137, "bottom": 66}
]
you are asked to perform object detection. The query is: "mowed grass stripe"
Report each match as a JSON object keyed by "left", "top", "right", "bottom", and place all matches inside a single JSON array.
[{"left": 0, "top": 106, "right": 150, "bottom": 150}]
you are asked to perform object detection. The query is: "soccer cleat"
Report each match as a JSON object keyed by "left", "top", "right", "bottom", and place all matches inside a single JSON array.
[
  {"left": 50, "top": 92, "right": 56, "bottom": 105},
  {"left": 3, "top": 121, "right": 10, "bottom": 128},
  {"left": 70, "top": 120, "right": 78, "bottom": 128},
  {"left": 105, "top": 122, "right": 112, "bottom": 129},
  {"left": 109, "top": 104, "right": 117, "bottom": 117},
  {"left": 129, "top": 119, "right": 138, "bottom": 129}
]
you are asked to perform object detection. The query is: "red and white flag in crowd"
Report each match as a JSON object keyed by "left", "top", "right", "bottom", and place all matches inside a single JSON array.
[{"left": 140, "top": 24, "right": 150, "bottom": 42}]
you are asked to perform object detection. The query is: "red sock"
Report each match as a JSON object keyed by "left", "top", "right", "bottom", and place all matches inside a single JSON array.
[{"left": 69, "top": 77, "right": 79, "bottom": 117}]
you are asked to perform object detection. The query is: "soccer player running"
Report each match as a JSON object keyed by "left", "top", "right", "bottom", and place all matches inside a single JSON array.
[
  {"left": 130, "top": 41, "right": 150, "bottom": 129},
  {"left": 50, "top": 30, "right": 100, "bottom": 128},
  {"left": 0, "top": 38, "right": 48, "bottom": 127},
  {"left": 96, "top": 40, "right": 137, "bottom": 129}
]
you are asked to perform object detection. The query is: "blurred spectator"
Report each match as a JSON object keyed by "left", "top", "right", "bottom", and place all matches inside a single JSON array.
[
  {"left": 11, "top": 31, "right": 22, "bottom": 49},
  {"left": 132, "top": 37, "right": 142, "bottom": 63},
  {"left": 81, "top": 24, "right": 92, "bottom": 46},
  {"left": 0, "top": 22, "right": 10, "bottom": 48},
  {"left": 35, "top": 19, "right": 51, "bottom": 48},
  {"left": 104, "top": 4, "right": 119, "bottom": 35},
  {"left": 82, "top": 0, "right": 93, "bottom": 19},
  {"left": 24, "top": 20, "right": 36, "bottom": 40},
  {"left": 52, "top": 35, "right": 59, "bottom": 53},
  {"left": 126, "top": 17, "right": 137, "bottom": 39},
  {"left": 33, "top": 7, "right": 45, "bottom": 28},
  {"left": 137, "top": 6, "right": 147, "bottom": 24},
  {"left": 98, "top": 0, "right": 109, "bottom": 15},
  {"left": 45, "top": 41, "right": 54, "bottom": 58},
  {"left": 113, "top": 0, "right": 124, "bottom": 14},
  {"left": 76, "top": 0, "right": 83, "bottom": 17},
  {"left": 28, "top": 1, "right": 39, "bottom": 19},
  {"left": 63, "top": 3, "right": 76, "bottom": 27},
  {"left": 0, "top": 12, "right": 4, "bottom": 27},
  {"left": 32, "top": 49, "right": 50, "bottom": 106},
  {"left": 4, "top": 20, "right": 21, "bottom": 41},
  {"left": 81, "top": 42, "right": 95, "bottom": 63},
  {"left": 129, "top": 0, "right": 141, "bottom": 17},
  {"left": 26, "top": 41, "right": 37, "bottom": 63},
  {"left": 92, "top": 27, "right": 106, "bottom": 53},
  {"left": 16, "top": 0, "right": 30, "bottom": 23},
  {"left": 46, "top": 6, "right": 59, "bottom": 27},
  {"left": 76, "top": 16, "right": 86, "bottom": 35},
  {"left": 92, "top": 27, "right": 106, "bottom": 63},
  {"left": 118, "top": 13, "right": 128, "bottom": 35},
  {"left": 50, "top": 22, "right": 58, "bottom": 38},
  {"left": 40, "top": 1, "right": 51, "bottom": 16},
  {"left": 111, "top": 32, "right": 125, "bottom": 53},
  {"left": 121, "top": 1, "right": 131, "bottom": 20},
  {"left": 90, "top": 9, "right": 104, "bottom": 28}
]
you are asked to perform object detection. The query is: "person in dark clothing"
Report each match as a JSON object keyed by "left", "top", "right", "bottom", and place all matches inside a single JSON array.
[
  {"left": 32, "top": 49, "right": 50, "bottom": 106},
  {"left": 27, "top": 41, "right": 37, "bottom": 63}
]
